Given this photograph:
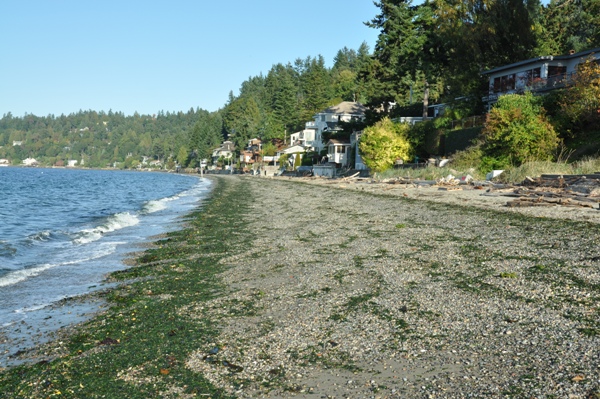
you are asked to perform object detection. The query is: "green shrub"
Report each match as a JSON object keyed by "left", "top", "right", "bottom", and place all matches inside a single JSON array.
[
  {"left": 293, "top": 153, "right": 302, "bottom": 169},
  {"left": 450, "top": 142, "right": 484, "bottom": 172},
  {"left": 481, "top": 92, "right": 560, "bottom": 168},
  {"left": 359, "top": 117, "right": 414, "bottom": 172},
  {"left": 408, "top": 120, "right": 443, "bottom": 156}
]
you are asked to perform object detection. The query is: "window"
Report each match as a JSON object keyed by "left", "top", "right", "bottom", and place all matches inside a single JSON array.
[{"left": 548, "top": 65, "right": 566, "bottom": 78}]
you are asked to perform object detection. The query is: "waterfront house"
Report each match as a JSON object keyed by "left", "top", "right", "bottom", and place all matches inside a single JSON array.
[
  {"left": 289, "top": 125, "right": 319, "bottom": 151},
  {"left": 22, "top": 158, "right": 38, "bottom": 166},
  {"left": 325, "top": 139, "right": 352, "bottom": 167},
  {"left": 310, "top": 101, "right": 366, "bottom": 153},
  {"left": 212, "top": 141, "right": 235, "bottom": 165},
  {"left": 239, "top": 138, "right": 262, "bottom": 167},
  {"left": 482, "top": 47, "right": 600, "bottom": 107}
]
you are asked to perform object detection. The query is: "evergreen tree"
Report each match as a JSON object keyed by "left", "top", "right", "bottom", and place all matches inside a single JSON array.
[{"left": 537, "top": 0, "right": 600, "bottom": 54}]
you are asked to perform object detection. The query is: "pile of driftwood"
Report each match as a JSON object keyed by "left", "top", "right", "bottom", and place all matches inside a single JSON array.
[{"left": 491, "top": 174, "right": 600, "bottom": 209}]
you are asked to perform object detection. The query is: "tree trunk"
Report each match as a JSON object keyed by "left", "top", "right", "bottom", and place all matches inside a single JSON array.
[{"left": 423, "top": 80, "right": 429, "bottom": 120}]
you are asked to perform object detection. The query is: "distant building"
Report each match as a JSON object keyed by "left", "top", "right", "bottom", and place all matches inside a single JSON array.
[
  {"left": 12, "top": 141, "right": 23, "bottom": 146},
  {"left": 22, "top": 158, "right": 38, "bottom": 166}
]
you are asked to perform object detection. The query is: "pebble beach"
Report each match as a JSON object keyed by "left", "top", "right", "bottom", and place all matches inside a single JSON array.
[{"left": 182, "top": 176, "right": 600, "bottom": 398}]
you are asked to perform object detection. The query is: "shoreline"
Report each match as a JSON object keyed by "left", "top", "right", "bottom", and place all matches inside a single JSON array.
[{"left": 1, "top": 175, "right": 599, "bottom": 398}]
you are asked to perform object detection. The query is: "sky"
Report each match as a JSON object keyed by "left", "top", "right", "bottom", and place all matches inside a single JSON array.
[{"left": 0, "top": 1, "right": 380, "bottom": 118}]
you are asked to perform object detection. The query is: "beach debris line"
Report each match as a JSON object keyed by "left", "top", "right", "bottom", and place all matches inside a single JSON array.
[{"left": 491, "top": 174, "right": 600, "bottom": 209}]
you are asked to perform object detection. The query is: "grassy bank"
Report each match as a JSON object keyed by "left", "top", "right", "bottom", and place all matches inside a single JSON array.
[{"left": 0, "top": 176, "right": 250, "bottom": 399}]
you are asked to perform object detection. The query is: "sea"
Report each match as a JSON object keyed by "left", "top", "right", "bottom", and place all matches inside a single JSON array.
[{"left": 0, "top": 167, "right": 211, "bottom": 363}]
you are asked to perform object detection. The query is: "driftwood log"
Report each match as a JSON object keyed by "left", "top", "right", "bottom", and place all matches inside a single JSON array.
[{"left": 502, "top": 174, "right": 600, "bottom": 209}]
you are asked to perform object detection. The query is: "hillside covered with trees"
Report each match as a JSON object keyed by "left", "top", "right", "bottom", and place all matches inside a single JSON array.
[{"left": 1, "top": 0, "right": 598, "bottom": 169}]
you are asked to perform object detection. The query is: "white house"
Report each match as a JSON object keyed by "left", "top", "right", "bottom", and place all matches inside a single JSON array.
[
  {"left": 22, "top": 158, "right": 38, "bottom": 166},
  {"left": 67, "top": 160, "right": 78, "bottom": 167},
  {"left": 482, "top": 47, "right": 600, "bottom": 107},
  {"left": 0, "top": 158, "right": 9, "bottom": 166},
  {"left": 311, "top": 101, "right": 366, "bottom": 153},
  {"left": 326, "top": 139, "right": 352, "bottom": 167},
  {"left": 211, "top": 141, "right": 235, "bottom": 164},
  {"left": 289, "top": 124, "right": 318, "bottom": 151}
]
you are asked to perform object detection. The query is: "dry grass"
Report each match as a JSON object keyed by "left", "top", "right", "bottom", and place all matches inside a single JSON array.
[
  {"left": 375, "top": 155, "right": 600, "bottom": 184},
  {"left": 497, "top": 157, "right": 600, "bottom": 183}
]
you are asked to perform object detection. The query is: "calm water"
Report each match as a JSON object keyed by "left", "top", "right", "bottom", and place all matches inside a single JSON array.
[{"left": 0, "top": 167, "right": 211, "bottom": 330}]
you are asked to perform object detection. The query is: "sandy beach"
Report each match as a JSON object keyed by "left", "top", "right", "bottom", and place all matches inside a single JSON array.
[{"left": 2, "top": 174, "right": 599, "bottom": 398}]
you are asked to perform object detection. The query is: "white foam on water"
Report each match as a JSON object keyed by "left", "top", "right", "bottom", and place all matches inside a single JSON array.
[
  {"left": 74, "top": 212, "right": 140, "bottom": 244},
  {"left": 143, "top": 199, "right": 168, "bottom": 214},
  {"left": 28, "top": 230, "right": 52, "bottom": 242},
  {"left": 0, "top": 264, "right": 56, "bottom": 287},
  {"left": 14, "top": 303, "right": 51, "bottom": 314},
  {"left": 0, "top": 242, "right": 120, "bottom": 288}
]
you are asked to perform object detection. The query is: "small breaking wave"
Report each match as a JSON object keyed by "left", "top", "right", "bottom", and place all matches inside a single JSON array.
[
  {"left": 27, "top": 230, "right": 53, "bottom": 242},
  {"left": 74, "top": 212, "right": 140, "bottom": 245},
  {"left": 0, "top": 242, "right": 120, "bottom": 287},
  {"left": 15, "top": 303, "right": 51, "bottom": 313},
  {"left": 142, "top": 199, "right": 169, "bottom": 214},
  {"left": 0, "top": 264, "right": 56, "bottom": 287}
]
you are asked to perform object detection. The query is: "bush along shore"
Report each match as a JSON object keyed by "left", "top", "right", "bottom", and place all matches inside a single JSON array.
[{"left": 2, "top": 175, "right": 600, "bottom": 398}]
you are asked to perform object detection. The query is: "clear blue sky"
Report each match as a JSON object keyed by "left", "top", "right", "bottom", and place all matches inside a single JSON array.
[{"left": 0, "top": 1, "right": 380, "bottom": 118}]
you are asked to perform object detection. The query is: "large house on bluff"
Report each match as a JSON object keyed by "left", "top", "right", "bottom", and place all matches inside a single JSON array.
[{"left": 482, "top": 46, "right": 600, "bottom": 108}]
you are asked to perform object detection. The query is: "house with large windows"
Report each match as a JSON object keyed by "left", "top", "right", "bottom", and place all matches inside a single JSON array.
[{"left": 482, "top": 47, "right": 600, "bottom": 107}]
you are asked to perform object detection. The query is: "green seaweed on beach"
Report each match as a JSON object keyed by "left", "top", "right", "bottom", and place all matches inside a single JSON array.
[{"left": 0, "top": 177, "right": 251, "bottom": 399}]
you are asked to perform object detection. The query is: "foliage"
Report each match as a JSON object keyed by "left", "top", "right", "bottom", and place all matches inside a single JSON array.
[
  {"left": 177, "top": 146, "right": 189, "bottom": 166},
  {"left": 293, "top": 153, "right": 302, "bottom": 169},
  {"left": 450, "top": 142, "right": 485, "bottom": 172},
  {"left": 261, "top": 142, "right": 277, "bottom": 156},
  {"left": 481, "top": 92, "right": 560, "bottom": 168},
  {"left": 559, "top": 57, "right": 600, "bottom": 132},
  {"left": 405, "top": 120, "right": 443, "bottom": 156},
  {"left": 444, "top": 127, "right": 484, "bottom": 155},
  {"left": 0, "top": 109, "right": 200, "bottom": 169},
  {"left": 536, "top": 0, "right": 600, "bottom": 55},
  {"left": 189, "top": 111, "right": 223, "bottom": 162},
  {"left": 359, "top": 117, "right": 413, "bottom": 172}
]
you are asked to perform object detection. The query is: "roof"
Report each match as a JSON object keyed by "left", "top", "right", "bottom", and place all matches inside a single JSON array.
[
  {"left": 482, "top": 47, "right": 600, "bottom": 76},
  {"left": 320, "top": 101, "right": 366, "bottom": 116},
  {"left": 326, "top": 138, "right": 351, "bottom": 145}
]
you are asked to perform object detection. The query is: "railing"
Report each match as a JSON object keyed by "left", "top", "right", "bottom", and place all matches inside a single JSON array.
[{"left": 485, "top": 72, "right": 576, "bottom": 102}]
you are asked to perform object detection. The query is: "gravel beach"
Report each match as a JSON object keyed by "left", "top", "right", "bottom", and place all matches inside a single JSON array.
[{"left": 184, "top": 175, "right": 600, "bottom": 398}]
